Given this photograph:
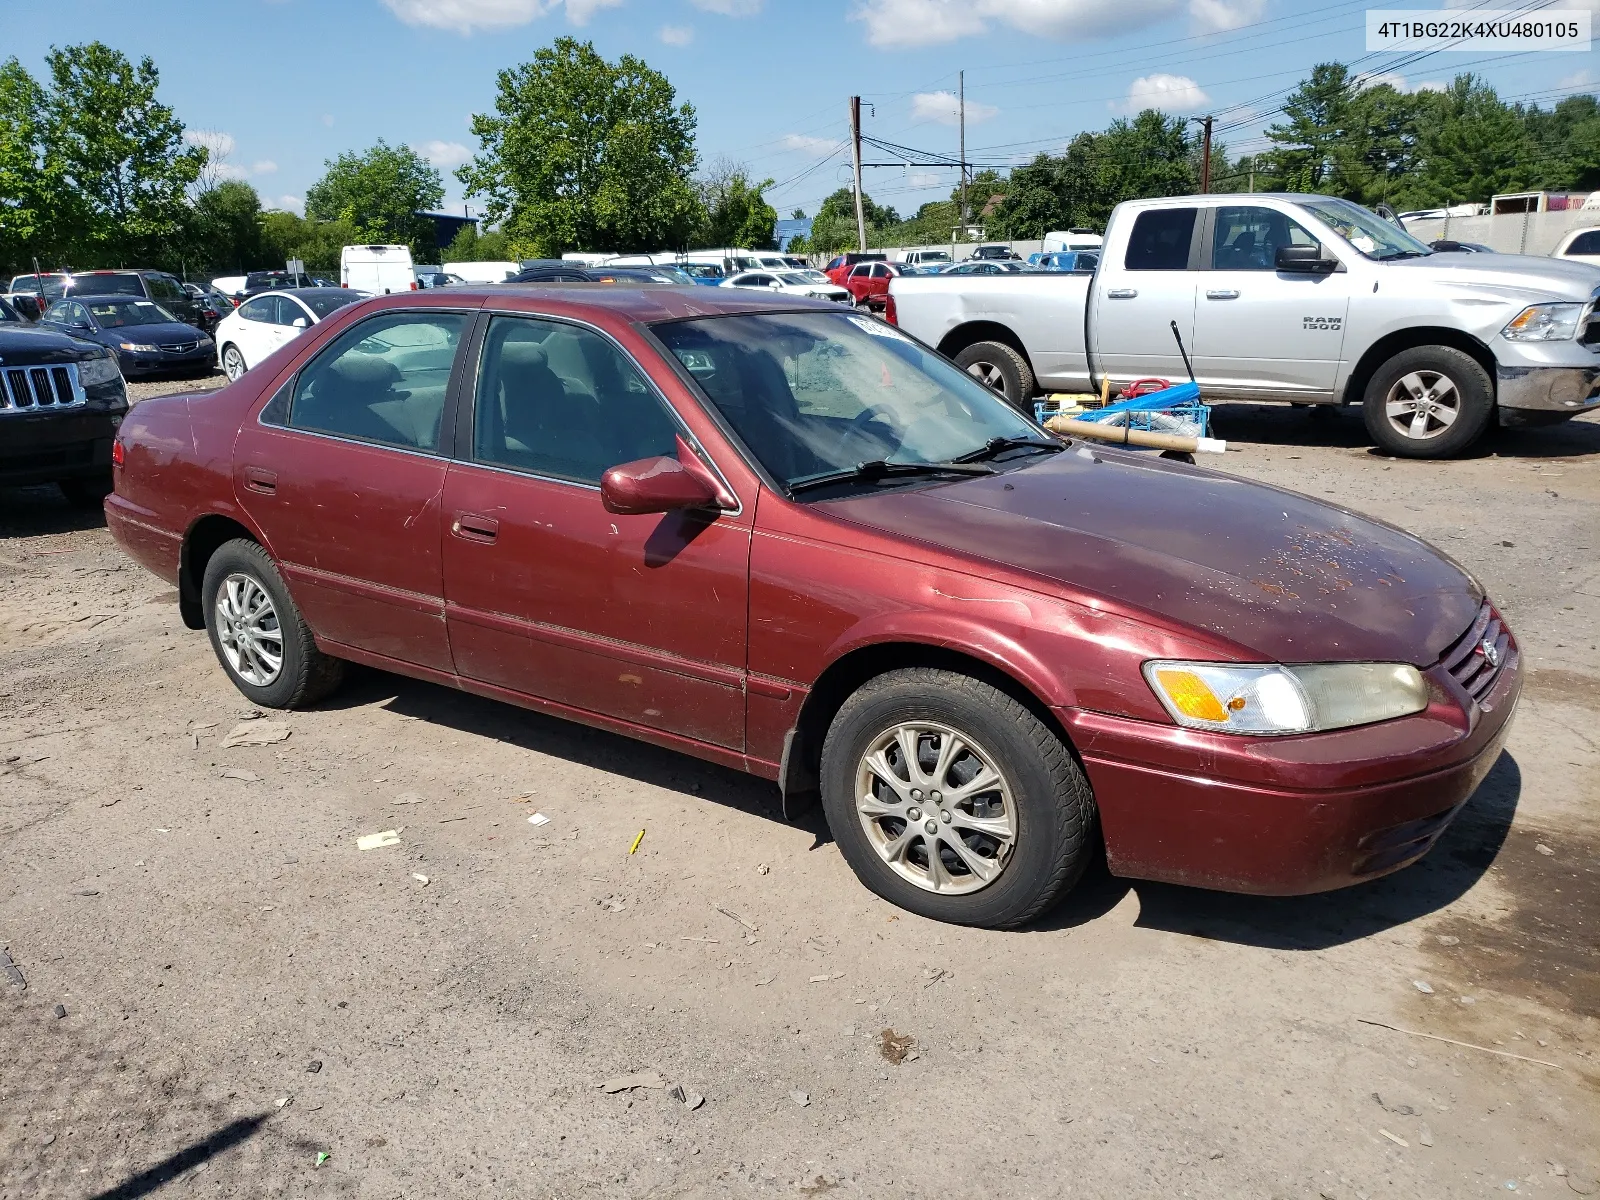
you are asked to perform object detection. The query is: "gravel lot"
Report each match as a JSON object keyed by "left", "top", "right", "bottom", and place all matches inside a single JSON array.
[{"left": 2, "top": 372, "right": 1597, "bottom": 1198}]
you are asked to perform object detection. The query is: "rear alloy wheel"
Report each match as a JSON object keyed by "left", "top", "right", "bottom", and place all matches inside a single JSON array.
[
  {"left": 1362, "top": 345, "right": 1493, "bottom": 458},
  {"left": 222, "top": 344, "right": 247, "bottom": 382},
  {"left": 820, "top": 668, "right": 1096, "bottom": 928},
  {"left": 952, "top": 340, "right": 1036, "bottom": 415}
]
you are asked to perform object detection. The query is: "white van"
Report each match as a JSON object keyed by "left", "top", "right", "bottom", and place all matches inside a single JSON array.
[
  {"left": 1043, "top": 229, "right": 1103, "bottom": 253},
  {"left": 896, "top": 249, "right": 953, "bottom": 268},
  {"left": 444, "top": 260, "right": 520, "bottom": 283},
  {"left": 341, "top": 245, "right": 415, "bottom": 294}
]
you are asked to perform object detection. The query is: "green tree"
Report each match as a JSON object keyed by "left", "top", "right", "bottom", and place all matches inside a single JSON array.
[
  {"left": 1264, "top": 63, "right": 1354, "bottom": 192},
  {"left": 1408, "top": 75, "right": 1536, "bottom": 207},
  {"left": 304, "top": 139, "right": 444, "bottom": 257},
  {"left": 260, "top": 210, "right": 360, "bottom": 275},
  {"left": 0, "top": 58, "right": 65, "bottom": 274},
  {"left": 190, "top": 179, "right": 262, "bottom": 273},
  {"left": 39, "top": 41, "right": 205, "bottom": 267},
  {"left": 458, "top": 37, "right": 702, "bottom": 257},
  {"left": 442, "top": 222, "right": 513, "bottom": 263},
  {"left": 695, "top": 165, "right": 777, "bottom": 249}
]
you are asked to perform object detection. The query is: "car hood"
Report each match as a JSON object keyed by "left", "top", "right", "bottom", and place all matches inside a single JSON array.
[
  {"left": 819, "top": 449, "right": 1483, "bottom": 666},
  {"left": 0, "top": 323, "right": 103, "bottom": 363},
  {"left": 1385, "top": 251, "right": 1600, "bottom": 301},
  {"left": 109, "top": 321, "right": 208, "bottom": 343}
]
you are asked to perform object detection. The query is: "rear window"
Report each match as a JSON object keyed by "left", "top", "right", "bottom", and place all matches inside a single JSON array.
[
  {"left": 1566, "top": 230, "right": 1600, "bottom": 256},
  {"left": 76, "top": 273, "right": 145, "bottom": 296},
  {"left": 298, "top": 290, "right": 363, "bottom": 318},
  {"left": 1123, "top": 208, "right": 1197, "bottom": 270}
]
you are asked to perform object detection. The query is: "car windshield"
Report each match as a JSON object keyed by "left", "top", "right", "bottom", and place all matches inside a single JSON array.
[
  {"left": 653, "top": 311, "right": 1041, "bottom": 493},
  {"left": 796, "top": 270, "right": 831, "bottom": 283},
  {"left": 76, "top": 274, "right": 144, "bottom": 296},
  {"left": 297, "top": 289, "right": 362, "bottom": 318},
  {"left": 88, "top": 299, "right": 175, "bottom": 327},
  {"left": 12, "top": 274, "right": 68, "bottom": 299},
  {"left": 683, "top": 264, "right": 724, "bottom": 279},
  {"left": 1301, "top": 198, "right": 1433, "bottom": 260},
  {"left": 777, "top": 273, "right": 813, "bottom": 286}
]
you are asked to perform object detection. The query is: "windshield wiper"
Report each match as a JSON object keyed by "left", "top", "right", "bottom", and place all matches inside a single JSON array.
[
  {"left": 789, "top": 459, "right": 995, "bottom": 494},
  {"left": 952, "top": 435, "right": 1065, "bottom": 464},
  {"left": 1375, "top": 250, "right": 1426, "bottom": 260}
]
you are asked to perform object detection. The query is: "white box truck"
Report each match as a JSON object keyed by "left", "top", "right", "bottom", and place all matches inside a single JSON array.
[{"left": 341, "top": 245, "right": 416, "bottom": 295}]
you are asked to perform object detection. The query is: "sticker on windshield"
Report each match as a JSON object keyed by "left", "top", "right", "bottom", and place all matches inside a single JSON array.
[{"left": 847, "top": 314, "right": 910, "bottom": 341}]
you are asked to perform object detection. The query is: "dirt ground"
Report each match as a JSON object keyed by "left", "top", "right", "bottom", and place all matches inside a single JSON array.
[{"left": 2, "top": 370, "right": 1597, "bottom": 1199}]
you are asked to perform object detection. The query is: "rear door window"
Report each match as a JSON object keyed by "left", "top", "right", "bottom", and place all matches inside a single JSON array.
[
  {"left": 1123, "top": 208, "right": 1199, "bottom": 270},
  {"left": 1567, "top": 230, "right": 1600, "bottom": 256},
  {"left": 288, "top": 312, "right": 468, "bottom": 452}
]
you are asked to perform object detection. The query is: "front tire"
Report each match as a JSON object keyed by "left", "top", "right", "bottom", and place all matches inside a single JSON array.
[
  {"left": 953, "top": 341, "right": 1035, "bottom": 414},
  {"left": 201, "top": 539, "right": 343, "bottom": 709},
  {"left": 221, "top": 344, "right": 247, "bottom": 382},
  {"left": 1362, "top": 345, "right": 1493, "bottom": 458},
  {"left": 819, "top": 668, "right": 1096, "bottom": 929}
]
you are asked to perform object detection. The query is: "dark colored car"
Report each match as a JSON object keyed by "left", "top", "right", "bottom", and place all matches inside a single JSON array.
[
  {"left": 504, "top": 264, "right": 682, "bottom": 285},
  {"left": 39, "top": 295, "right": 215, "bottom": 379},
  {"left": 106, "top": 287, "right": 1519, "bottom": 928},
  {"left": 0, "top": 294, "right": 130, "bottom": 504},
  {"left": 61, "top": 269, "right": 206, "bottom": 329},
  {"left": 237, "top": 271, "right": 317, "bottom": 300},
  {"left": 183, "top": 282, "right": 233, "bottom": 332},
  {"left": 968, "top": 245, "right": 1021, "bottom": 261}
]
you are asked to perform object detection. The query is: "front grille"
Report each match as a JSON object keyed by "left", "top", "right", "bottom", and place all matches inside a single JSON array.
[
  {"left": 1438, "top": 600, "right": 1512, "bottom": 703},
  {"left": 164, "top": 341, "right": 200, "bottom": 354},
  {"left": 0, "top": 363, "right": 86, "bottom": 412},
  {"left": 1581, "top": 318, "right": 1599, "bottom": 348}
]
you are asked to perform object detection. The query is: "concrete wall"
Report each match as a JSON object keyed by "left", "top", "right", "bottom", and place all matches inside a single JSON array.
[{"left": 1403, "top": 209, "right": 1599, "bottom": 256}]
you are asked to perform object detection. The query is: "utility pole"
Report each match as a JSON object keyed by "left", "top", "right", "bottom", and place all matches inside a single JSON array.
[
  {"left": 958, "top": 70, "right": 968, "bottom": 235},
  {"left": 849, "top": 95, "right": 867, "bottom": 253},
  {"left": 1199, "top": 114, "right": 1213, "bottom": 193}
]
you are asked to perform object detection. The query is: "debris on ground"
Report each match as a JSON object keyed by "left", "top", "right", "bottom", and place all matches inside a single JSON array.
[
  {"left": 221, "top": 720, "right": 291, "bottom": 748},
  {"left": 306, "top": 1060, "right": 323, "bottom": 1072},
  {"left": 922, "top": 967, "right": 949, "bottom": 987},
  {"left": 1, "top": 947, "right": 25, "bottom": 991},
  {"left": 314, "top": 1151, "right": 330, "bottom": 1167},
  {"left": 669, "top": 1083, "right": 705, "bottom": 1110},
  {"left": 355, "top": 830, "right": 401, "bottom": 851},
  {"left": 412, "top": 873, "right": 430, "bottom": 886},
  {"left": 596, "top": 894, "right": 628, "bottom": 913},
  {"left": 756, "top": 863, "right": 770, "bottom": 875},
  {"left": 1379, "top": 1128, "right": 1409, "bottom": 1148},
  {"left": 1372, "top": 1092, "right": 1418, "bottom": 1116},
  {"left": 392, "top": 792, "right": 425, "bottom": 805},
  {"left": 1535, "top": 843, "right": 1554, "bottom": 856},
  {"left": 275, "top": 1097, "right": 291, "bottom": 1108},
  {"left": 1436, "top": 935, "right": 1460, "bottom": 946},
  {"left": 1419, "top": 1124, "right": 1434, "bottom": 1147},
  {"left": 1357, "top": 1019, "right": 1565, "bottom": 1069},
  {"left": 528, "top": 812, "right": 551, "bottom": 826},
  {"left": 879, "top": 1029, "right": 916, "bottom": 1065},
  {"left": 716, "top": 906, "right": 759, "bottom": 932},
  {"left": 629, "top": 829, "right": 646, "bottom": 854},
  {"left": 73, "top": 889, "right": 100, "bottom": 897},
  {"left": 221, "top": 769, "right": 263, "bottom": 782},
  {"left": 789, "top": 1089, "right": 811, "bottom": 1107},
  {"left": 53, "top": 1003, "right": 66, "bottom": 1018},
  {"left": 808, "top": 973, "right": 844, "bottom": 983},
  {"left": 599, "top": 1070, "right": 667, "bottom": 1093},
  {"left": 1412, "top": 980, "right": 1434, "bottom": 994}
]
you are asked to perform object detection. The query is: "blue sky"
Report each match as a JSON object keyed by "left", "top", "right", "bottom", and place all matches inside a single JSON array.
[{"left": 5, "top": 0, "right": 1596, "bottom": 226}]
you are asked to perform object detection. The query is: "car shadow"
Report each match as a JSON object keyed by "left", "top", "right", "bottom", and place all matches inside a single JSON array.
[
  {"left": 1207, "top": 403, "right": 1600, "bottom": 460},
  {"left": 1031, "top": 750, "right": 1521, "bottom": 948},
  {"left": 320, "top": 665, "right": 804, "bottom": 835},
  {"left": 0, "top": 483, "right": 107, "bottom": 537}
]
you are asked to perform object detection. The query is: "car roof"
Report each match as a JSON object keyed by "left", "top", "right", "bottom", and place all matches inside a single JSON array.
[
  {"left": 67, "top": 293, "right": 167, "bottom": 304},
  {"left": 372, "top": 284, "right": 844, "bottom": 322}
]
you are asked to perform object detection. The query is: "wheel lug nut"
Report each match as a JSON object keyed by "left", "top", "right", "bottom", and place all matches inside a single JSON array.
[
  {"left": 931, "top": 791, "right": 942, "bottom": 803},
  {"left": 907, "top": 808, "right": 921, "bottom": 821},
  {"left": 941, "top": 810, "right": 952, "bottom": 823},
  {"left": 910, "top": 789, "right": 922, "bottom": 800},
  {"left": 924, "top": 819, "right": 937, "bottom": 834}
]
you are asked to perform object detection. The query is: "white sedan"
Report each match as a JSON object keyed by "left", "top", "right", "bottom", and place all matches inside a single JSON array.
[
  {"left": 215, "top": 287, "right": 364, "bottom": 381},
  {"left": 722, "top": 270, "right": 850, "bottom": 303}
]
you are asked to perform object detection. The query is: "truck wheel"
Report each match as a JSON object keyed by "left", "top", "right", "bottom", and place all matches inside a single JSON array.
[
  {"left": 819, "top": 668, "right": 1096, "bottom": 929},
  {"left": 953, "top": 341, "right": 1035, "bottom": 414},
  {"left": 1362, "top": 346, "right": 1493, "bottom": 459},
  {"left": 201, "top": 538, "right": 344, "bottom": 709}
]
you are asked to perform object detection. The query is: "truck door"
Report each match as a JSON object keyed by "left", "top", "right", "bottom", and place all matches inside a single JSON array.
[
  {"left": 1191, "top": 203, "right": 1351, "bottom": 401},
  {"left": 1091, "top": 206, "right": 1199, "bottom": 388}
]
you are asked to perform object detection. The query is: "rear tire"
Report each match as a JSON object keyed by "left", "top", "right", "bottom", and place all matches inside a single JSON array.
[
  {"left": 1362, "top": 345, "right": 1493, "bottom": 459},
  {"left": 201, "top": 538, "right": 344, "bottom": 709},
  {"left": 953, "top": 341, "right": 1035, "bottom": 414},
  {"left": 819, "top": 668, "right": 1096, "bottom": 929},
  {"left": 221, "top": 344, "right": 247, "bottom": 382}
]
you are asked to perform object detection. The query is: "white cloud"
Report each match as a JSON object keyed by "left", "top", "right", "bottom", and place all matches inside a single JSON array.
[
  {"left": 214, "top": 163, "right": 251, "bottom": 181},
  {"left": 1559, "top": 68, "right": 1595, "bottom": 89},
  {"left": 322, "top": 114, "right": 335, "bottom": 127},
  {"left": 250, "top": 160, "right": 278, "bottom": 175},
  {"left": 1116, "top": 72, "right": 1210, "bottom": 112},
  {"left": 269, "top": 194, "right": 304, "bottom": 214},
  {"left": 909, "top": 170, "right": 944, "bottom": 187},
  {"left": 184, "top": 129, "right": 235, "bottom": 158},
  {"left": 380, "top": 0, "right": 618, "bottom": 34},
  {"left": 419, "top": 139, "right": 473, "bottom": 167},
  {"left": 853, "top": 0, "right": 1185, "bottom": 46},
  {"left": 1354, "top": 71, "right": 1447, "bottom": 94},
  {"left": 691, "top": 0, "right": 763, "bottom": 12},
  {"left": 659, "top": 23, "right": 694, "bottom": 44},
  {"left": 1188, "top": 0, "right": 1263, "bottom": 33},
  {"left": 782, "top": 133, "right": 841, "bottom": 156},
  {"left": 912, "top": 90, "right": 999, "bottom": 125}
]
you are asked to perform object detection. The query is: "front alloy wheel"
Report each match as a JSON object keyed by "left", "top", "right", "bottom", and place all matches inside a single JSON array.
[
  {"left": 856, "top": 720, "right": 1016, "bottom": 894},
  {"left": 222, "top": 345, "right": 246, "bottom": 381},
  {"left": 1384, "top": 369, "right": 1461, "bottom": 442}
]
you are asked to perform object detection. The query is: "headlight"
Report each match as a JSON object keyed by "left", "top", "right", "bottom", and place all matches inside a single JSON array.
[
  {"left": 77, "top": 352, "right": 123, "bottom": 387},
  {"left": 119, "top": 341, "right": 159, "bottom": 352},
  {"left": 198, "top": 336, "right": 214, "bottom": 348},
  {"left": 1143, "top": 661, "right": 1429, "bottom": 735},
  {"left": 1501, "top": 303, "right": 1585, "bottom": 341}
]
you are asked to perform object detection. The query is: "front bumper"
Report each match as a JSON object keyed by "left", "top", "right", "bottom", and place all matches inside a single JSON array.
[
  {"left": 1496, "top": 363, "right": 1600, "bottom": 420},
  {"left": 1058, "top": 628, "right": 1521, "bottom": 895},
  {"left": 0, "top": 404, "right": 125, "bottom": 486},
  {"left": 116, "top": 347, "right": 216, "bottom": 377}
]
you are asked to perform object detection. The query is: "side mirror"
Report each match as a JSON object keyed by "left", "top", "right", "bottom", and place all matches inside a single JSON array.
[
  {"left": 769, "top": 282, "right": 783, "bottom": 291},
  {"left": 291, "top": 316, "right": 308, "bottom": 328},
  {"left": 1276, "top": 243, "right": 1337, "bottom": 273},
  {"left": 601, "top": 455, "right": 718, "bottom": 515}
]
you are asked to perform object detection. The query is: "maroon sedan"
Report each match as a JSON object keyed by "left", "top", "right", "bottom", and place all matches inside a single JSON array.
[{"left": 106, "top": 287, "right": 1519, "bottom": 928}]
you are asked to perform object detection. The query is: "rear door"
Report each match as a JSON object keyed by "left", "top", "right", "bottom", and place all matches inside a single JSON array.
[
  {"left": 234, "top": 308, "right": 473, "bottom": 671},
  {"left": 1190, "top": 202, "right": 1352, "bottom": 400},
  {"left": 232, "top": 296, "right": 279, "bottom": 368},
  {"left": 1091, "top": 205, "right": 1200, "bottom": 386},
  {"left": 441, "top": 313, "right": 751, "bottom": 749}
]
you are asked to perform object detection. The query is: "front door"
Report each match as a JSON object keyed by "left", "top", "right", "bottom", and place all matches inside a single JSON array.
[
  {"left": 233, "top": 308, "right": 472, "bottom": 672},
  {"left": 1190, "top": 203, "right": 1353, "bottom": 401},
  {"left": 1091, "top": 205, "right": 1200, "bottom": 387},
  {"left": 442, "top": 314, "right": 751, "bottom": 750}
]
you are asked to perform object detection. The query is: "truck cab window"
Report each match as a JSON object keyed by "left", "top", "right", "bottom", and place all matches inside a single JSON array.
[
  {"left": 1213, "top": 206, "right": 1318, "bottom": 270},
  {"left": 1124, "top": 208, "right": 1198, "bottom": 271}
]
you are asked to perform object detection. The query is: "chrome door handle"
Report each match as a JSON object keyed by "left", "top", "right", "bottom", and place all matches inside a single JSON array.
[
  {"left": 452, "top": 513, "right": 499, "bottom": 544},
  {"left": 1205, "top": 289, "right": 1240, "bottom": 300},
  {"left": 1107, "top": 288, "right": 1137, "bottom": 299}
]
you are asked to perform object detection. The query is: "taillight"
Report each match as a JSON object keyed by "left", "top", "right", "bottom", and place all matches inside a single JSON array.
[
  {"left": 111, "top": 439, "right": 125, "bottom": 467},
  {"left": 883, "top": 293, "right": 898, "bottom": 325},
  {"left": 409, "top": 281, "right": 418, "bottom": 290}
]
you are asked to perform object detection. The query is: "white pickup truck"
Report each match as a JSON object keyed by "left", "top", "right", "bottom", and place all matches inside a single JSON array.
[{"left": 889, "top": 193, "right": 1600, "bottom": 457}]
